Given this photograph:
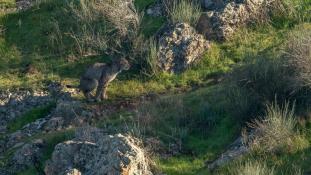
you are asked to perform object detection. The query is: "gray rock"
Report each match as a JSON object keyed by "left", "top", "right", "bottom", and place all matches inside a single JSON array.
[
  {"left": 10, "top": 139, "right": 45, "bottom": 172},
  {"left": 65, "top": 168, "right": 82, "bottom": 175},
  {"left": 146, "top": 0, "right": 164, "bottom": 17},
  {"left": 201, "top": 0, "right": 225, "bottom": 10},
  {"left": 158, "top": 23, "right": 210, "bottom": 73},
  {"left": 197, "top": 0, "right": 267, "bottom": 40},
  {"left": 0, "top": 89, "right": 52, "bottom": 134},
  {"left": 45, "top": 128, "right": 152, "bottom": 175},
  {"left": 206, "top": 130, "right": 256, "bottom": 170},
  {"left": 44, "top": 117, "right": 65, "bottom": 132},
  {"left": 16, "top": 0, "right": 33, "bottom": 11}
]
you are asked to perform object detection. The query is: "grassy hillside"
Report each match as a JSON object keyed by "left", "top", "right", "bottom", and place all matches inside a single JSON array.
[{"left": 0, "top": 0, "right": 311, "bottom": 174}]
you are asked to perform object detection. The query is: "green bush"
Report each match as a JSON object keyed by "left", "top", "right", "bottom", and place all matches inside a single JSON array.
[
  {"left": 226, "top": 25, "right": 311, "bottom": 118},
  {"left": 227, "top": 57, "right": 291, "bottom": 115}
]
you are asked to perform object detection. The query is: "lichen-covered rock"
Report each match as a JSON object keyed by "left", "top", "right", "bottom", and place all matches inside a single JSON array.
[
  {"left": 16, "top": 0, "right": 33, "bottom": 11},
  {"left": 197, "top": 0, "right": 267, "bottom": 40},
  {"left": 0, "top": 90, "right": 52, "bottom": 134},
  {"left": 45, "top": 127, "right": 152, "bottom": 175},
  {"left": 1, "top": 100, "right": 94, "bottom": 160},
  {"left": 65, "top": 169, "right": 82, "bottom": 175},
  {"left": 158, "top": 23, "right": 210, "bottom": 73},
  {"left": 9, "top": 139, "right": 45, "bottom": 172}
]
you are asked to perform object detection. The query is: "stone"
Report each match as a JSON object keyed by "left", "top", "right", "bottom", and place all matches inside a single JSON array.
[
  {"left": 45, "top": 127, "right": 152, "bottom": 175},
  {"left": 158, "top": 23, "right": 210, "bottom": 73},
  {"left": 0, "top": 89, "right": 52, "bottom": 134},
  {"left": 65, "top": 168, "right": 82, "bottom": 175},
  {"left": 16, "top": 0, "right": 33, "bottom": 11},
  {"left": 44, "top": 117, "right": 65, "bottom": 132},
  {"left": 206, "top": 130, "right": 256, "bottom": 170},
  {"left": 9, "top": 140, "right": 45, "bottom": 172},
  {"left": 146, "top": 0, "right": 164, "bottom": 17},
  {"left": 6, "top": 131, "right": 27, "bottom": 149},
  {"left": 197, "top": 0, "right": 267, "bottom": 41}
]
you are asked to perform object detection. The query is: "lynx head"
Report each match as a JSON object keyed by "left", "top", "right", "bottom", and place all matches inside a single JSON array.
[{"left": 118, "top": 58, "right": 130, "bottom": 71}]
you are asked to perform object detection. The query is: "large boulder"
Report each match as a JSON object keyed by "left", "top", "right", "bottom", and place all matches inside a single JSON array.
[
  {"left": 158, "top": 23, "right": 210, "bottom": 73},
  {"left": 45, "top": 127, "right": 152, "bottom": 175},
  {"left": 197, "top": 0, "right": 267, "bottom": 40}
]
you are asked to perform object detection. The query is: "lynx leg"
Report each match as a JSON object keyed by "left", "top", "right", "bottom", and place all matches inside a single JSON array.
[
  {"left": 101, "top": 85, "right": 109, "bottom": 100},
  {"left": 94, "top": 80, "right": 104, "bottom": 102},
  {"left": 82, "top": 91, "right": 93, "bottom": 101}
]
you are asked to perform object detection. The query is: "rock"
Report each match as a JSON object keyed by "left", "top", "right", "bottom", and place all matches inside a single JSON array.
[
  {"left": 53, "top": 100, "right": 83, "bottom": 119},
  {"left": 43, "top": 100, "right": 94, "bottom": 132},
  {"left": 6, "top": 131, "right": 27, "bottom": 149},
  {"left": 9, "top": 139, "right": 45, "bottom": 172},
  {"left": 158, "top": 23, "right": 210, "bottom": 73},
  {"left": 65, "top": 168, "right": 82, "bottom": 175},
  {"left": 44, "top": 117, "right": 65, "bottom": 132},
  {"left": 45, "top": 127, "right": 152, "bottom": 175},
  {"left": 201, "top": 0, "right": 228, "bottom": 10},
  {"left": 197, "top": 0, "right": 267, "bottom": 40},
  {"left": 16, "top": 0, "right": 33, "bottom": 11},
  {"left": 206, "top": 130, "right": 255, "bottom": 170},
  {"left": 146, "top": 0, "right": 164, "bottom": 17},
  {"left": 0, "top": 89, "right": 52, "bottom": 134}
]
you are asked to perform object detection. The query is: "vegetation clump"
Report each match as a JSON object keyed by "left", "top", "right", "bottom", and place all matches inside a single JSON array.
[
  {"left": 164, "top": 0, "right": 201, "bottom": 26},
  {"left": 249, "top": 102, "right": 308, "bottom": 154}
]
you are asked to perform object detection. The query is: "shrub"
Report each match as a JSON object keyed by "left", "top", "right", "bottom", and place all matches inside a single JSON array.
[
  {"left": 47, "top": 0, "right": 140, "bottom": 56},
  {"left": 164, "top": 0, "right": 201, "bottom": 26},
  {"left": 231, "top": 160, "right": 275, "bottom": 175},
  {"left": 284, "top": 26, "right": 311, "bottom": 90},
  {"left": 249, "top": 102, "right": 308, "bottom": 154},
  {"left": 253, "top": 0, "right": 311, "bottom": 25},
  {"left": 226, "top": 24, "right": 311, "bottom": 118},
  {"left": 228, "top": 56, "right": 291, "bottom": 108}
]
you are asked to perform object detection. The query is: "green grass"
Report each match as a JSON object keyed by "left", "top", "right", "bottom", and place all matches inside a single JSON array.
[
  {"left": 7, "top": 102, "right": 56, "bottom": 133},
  {"left": 156, "top": 116, "right": 239, "bottom": 175},
  {"left": 135, "top": 0, "right": 155, "bottom": 11},
  {"left": 129, "top": 85, "right": 241, "bottom": 175}
]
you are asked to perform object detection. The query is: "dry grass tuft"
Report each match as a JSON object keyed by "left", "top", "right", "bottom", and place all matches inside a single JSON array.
[
  {"left": 232, "top": 160, "right": 275, "bottom": 175},
  {"left": 164, "top": 0, "right": 201, "bottom": 26},
  {"left": 249, "top": 102, "right": 309, "bottom": 154}
]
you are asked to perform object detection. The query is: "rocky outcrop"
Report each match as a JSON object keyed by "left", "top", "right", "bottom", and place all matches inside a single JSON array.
[
  {"left": 158, "top": 23, "right": 210, "bottom": 73},
  {"left": 146, "top": 0, "right": 164, "bottom": 17},
  {"left": 206, "top": 136, "right": 249, "bottom": 170},
  {"left": 0, "top": 90, "right": 52, "bottom": 133},
  {"left": 197, "top": 0, "right": 268, "bottom": 40},
  {"left": 45, "top": 127, "right": 152, "bottom": 175},
  {"left": 16, "top": 0, "right": 33, "bottom": 11},
  {"left": 9, "top": 139, "right": 45, "bottom": 172},
  {"left": 0, "top": 100, "right": 94, "bottom": 154},
  {"left": 206, "top": 131, "right": 255, "bottom": 170}
]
